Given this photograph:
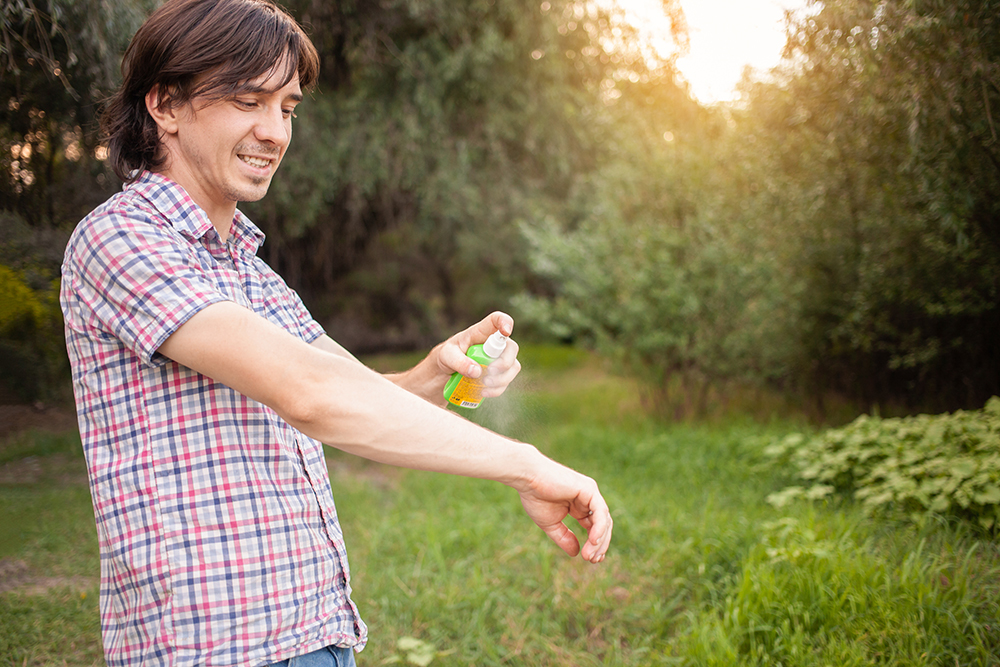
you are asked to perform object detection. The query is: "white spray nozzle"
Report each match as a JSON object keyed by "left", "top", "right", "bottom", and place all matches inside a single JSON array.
[{"left": 482, "top": 331, "right": 508, "bottom": 359}]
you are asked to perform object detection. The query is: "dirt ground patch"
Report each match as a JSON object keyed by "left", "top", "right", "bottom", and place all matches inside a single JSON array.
[
  {"left": 0, "top": 558, "right": 97, "bottom": 597},
  {"left": 0, "top": 451, "right": 88, "bottom": 486},
  {"left": 0, "top": 403, "right": 78, "bottom": 441}
]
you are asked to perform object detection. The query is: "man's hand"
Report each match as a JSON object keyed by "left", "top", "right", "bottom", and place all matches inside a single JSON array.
[
  {"left": 515, "top": 459, "right": 614, "bottom": 564},
  {"left": 434, "top": 311, "right": 521, "bottom": 399},
  {"left": 378, "top": 311, "right": 522, "bottom": 405}
]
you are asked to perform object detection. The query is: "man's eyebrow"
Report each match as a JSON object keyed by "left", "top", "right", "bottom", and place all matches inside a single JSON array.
[{"left": 236, "top": 85, "right": 303, "bottom": 102}]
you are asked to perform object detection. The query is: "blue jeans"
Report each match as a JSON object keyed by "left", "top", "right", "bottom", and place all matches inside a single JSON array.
[{"left": 269, "top": 644, "right": 356, "bottom": 667}]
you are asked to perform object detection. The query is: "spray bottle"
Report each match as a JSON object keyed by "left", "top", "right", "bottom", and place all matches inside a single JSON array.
[{"left": 443, "top": 330, "right": 508, "bottom": 409}]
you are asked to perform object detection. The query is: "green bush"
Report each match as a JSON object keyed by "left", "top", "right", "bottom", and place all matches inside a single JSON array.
[
  {"left": 0, "top": 263, "right": 66, "bottom": 402},
  {"left": 765, "top": 398, "right": 1000, "bottom": 529}
]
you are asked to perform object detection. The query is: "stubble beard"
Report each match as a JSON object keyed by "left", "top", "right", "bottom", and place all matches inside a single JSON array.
[
  {"left": 223, "top": 177, "right": 270, "bottom": 204},
  {"left": 230, "top": 143, "right": 280, "bottom": 203}
]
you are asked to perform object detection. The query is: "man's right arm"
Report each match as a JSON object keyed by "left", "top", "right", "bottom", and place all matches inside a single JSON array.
[{"left": 158, "top": 301, "right": 613, "bottom": 563}]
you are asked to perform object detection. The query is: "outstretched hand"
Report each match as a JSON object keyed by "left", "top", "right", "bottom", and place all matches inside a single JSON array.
[{"left": 516, "top": 459, "right": 613, "bottom": 563}]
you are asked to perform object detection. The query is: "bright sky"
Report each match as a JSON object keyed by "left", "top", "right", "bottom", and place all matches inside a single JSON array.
[{"left": 619, "top": 0, "right": 813, "bottom": 104}]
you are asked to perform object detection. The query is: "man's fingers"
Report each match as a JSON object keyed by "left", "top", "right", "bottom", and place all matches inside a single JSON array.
[
  {"left": 543, "top": 509, "right": 611, "bottom": 563},
  {"left": 440, "top": 312, "right": 517, "bottom": 380},
  {"left": 484, "top": 311, "right": 514, "bottom": 338},
  {"left": 541, "top": 521, "right": 582, "bottom": 558},
  {"left": 516, "top": 445, "right": 612, "bottom": 564},
  {"left": 461, "top": 311, "right": 513, "bottom": 342},
  {"left": 571, "top": 495, "right": 612, "bottom": 564},
  {"left": 581, "top": 509, "right": 613, "bottom": 563},
  {"left": 439, "top": 343, "right": 484, "bottom": 378},
  {"left": 482, "top": 355, "right": 521, "bottom": 396}
]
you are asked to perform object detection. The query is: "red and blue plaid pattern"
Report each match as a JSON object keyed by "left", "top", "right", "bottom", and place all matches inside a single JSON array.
[{"left": 61, "top": 171, "right": 366, "bottom": 666}]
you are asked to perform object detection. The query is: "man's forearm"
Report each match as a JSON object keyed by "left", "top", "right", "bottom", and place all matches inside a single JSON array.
[
  {"left": 164, "top": 302, "right": 539, "bottom": 489},
  {"left": 289, "top": 347, "right": 541, "bottom": 487}
]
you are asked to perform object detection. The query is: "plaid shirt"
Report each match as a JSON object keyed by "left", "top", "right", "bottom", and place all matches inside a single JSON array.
[{"left": 60, "top": 171, "right": 367, "bottom": 667}]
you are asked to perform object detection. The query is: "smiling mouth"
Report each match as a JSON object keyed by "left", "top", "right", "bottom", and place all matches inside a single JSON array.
[{"left": 238, "top": 154, "right": 273, "bottom": 169}]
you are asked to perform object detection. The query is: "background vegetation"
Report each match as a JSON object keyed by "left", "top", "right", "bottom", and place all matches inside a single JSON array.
[{"left": 2, "top": 0, "right": 996, "bottom": 414}]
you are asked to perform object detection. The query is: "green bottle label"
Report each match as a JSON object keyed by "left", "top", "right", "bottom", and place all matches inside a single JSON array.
[{"left": 444, "top": 343, "right": 493, "bottom": 409}]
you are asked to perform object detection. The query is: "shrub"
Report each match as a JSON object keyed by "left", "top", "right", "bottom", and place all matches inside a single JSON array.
[
  {"left": 0, "top": 263, "right": 66, "bottom": 402},
  {"left": 766, "top": 398, "right": 1000, "bottom": 529}
]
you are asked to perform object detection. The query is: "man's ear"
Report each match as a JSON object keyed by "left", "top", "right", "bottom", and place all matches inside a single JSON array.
[{"left": 145, "top": 84, "right": 181, "bottom": 135}]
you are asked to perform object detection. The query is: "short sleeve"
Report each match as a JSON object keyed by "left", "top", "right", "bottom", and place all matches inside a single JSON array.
[{"left": 63, "top": 205, "right": 227, "bottom": 366}]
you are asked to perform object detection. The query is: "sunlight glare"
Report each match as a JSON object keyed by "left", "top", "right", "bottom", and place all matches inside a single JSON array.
[{"left": 615, "top": 0, "right": 813, "bottom": 104}]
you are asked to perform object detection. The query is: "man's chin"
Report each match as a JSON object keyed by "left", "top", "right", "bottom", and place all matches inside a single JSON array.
[
  {"left": 226, "top": 182, "right": 271, "bottom": 204},
  {"left": 242, "top": 191, "right": 269, "bottom": 203}
]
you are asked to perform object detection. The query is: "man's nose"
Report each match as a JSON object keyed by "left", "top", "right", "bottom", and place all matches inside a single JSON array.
[{"left": 254, "top": 106, "right": 288, "bottom": 145}]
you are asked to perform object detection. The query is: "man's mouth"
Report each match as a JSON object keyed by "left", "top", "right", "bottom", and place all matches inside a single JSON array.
[{"left": 238, "top": 155, "right": 273, "bottom": 169}]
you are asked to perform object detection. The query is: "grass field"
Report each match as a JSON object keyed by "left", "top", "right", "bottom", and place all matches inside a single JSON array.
[{"left": 1, "top": 346, "right": 998, "bottom": 665}]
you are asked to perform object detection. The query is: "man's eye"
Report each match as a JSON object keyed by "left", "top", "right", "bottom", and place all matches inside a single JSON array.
[
  {"left": 282, "top": 108, "right": 298, "bottom": 119},
  {"left": 235, "top": 99, "right": 257, "bottom": 109}
]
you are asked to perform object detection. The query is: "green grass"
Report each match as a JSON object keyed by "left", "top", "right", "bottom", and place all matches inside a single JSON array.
[
  {"left": 2, "top": 346, "right": 998, "bottom": 665},
  {"left": 0, "top": 430, "right": 102, "bottom": 666}
]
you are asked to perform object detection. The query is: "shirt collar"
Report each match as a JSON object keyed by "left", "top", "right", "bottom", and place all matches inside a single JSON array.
[{"left": 127, "top": 170, "right": 266, "bottom": 255}]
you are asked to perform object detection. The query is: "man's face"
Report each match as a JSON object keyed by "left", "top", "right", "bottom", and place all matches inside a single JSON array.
[{"left": 158, "top": 59, "right": 302, "bottom": 228}]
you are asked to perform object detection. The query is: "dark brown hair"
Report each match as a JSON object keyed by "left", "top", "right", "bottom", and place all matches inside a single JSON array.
[{"left": 101, "top": 0, "right": 320, "bottom": 182}]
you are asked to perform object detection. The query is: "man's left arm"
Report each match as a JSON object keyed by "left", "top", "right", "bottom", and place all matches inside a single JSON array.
[{"left": 311, "top": 311, "right": 522, "bottom": 407}]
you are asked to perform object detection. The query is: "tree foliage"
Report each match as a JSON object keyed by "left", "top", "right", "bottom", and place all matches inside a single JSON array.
[
  {"left": 521, "top": 0, "right": 1000, "bottom": 414},
  {"left": 737, "top": 0, "right": 1000, "bottom": 409},
  {"left": 1, "top": 0, "right": 155, "bottom": 226}
]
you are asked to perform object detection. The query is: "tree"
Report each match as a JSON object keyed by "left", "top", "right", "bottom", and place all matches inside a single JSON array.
[
  {"left": 1, "top": 0, "right": 155, "bottom": 227},
  {"left": 735, "top": 0, "right": 1000, "bottom": 410}
]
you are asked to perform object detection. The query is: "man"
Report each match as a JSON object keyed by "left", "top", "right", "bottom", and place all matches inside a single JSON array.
[{"left": 60, "top": 0, "right": 613, "bottom": 665}]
